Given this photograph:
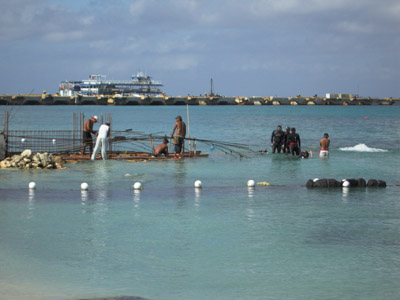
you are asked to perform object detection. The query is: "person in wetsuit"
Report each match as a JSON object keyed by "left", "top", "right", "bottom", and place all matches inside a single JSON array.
[
  {"left": 299, "top": 150, "right": 310, "bottom": 159},
  {"left": 283, "top": 126, "right": 291, "bottom": 153},
  {"left": 271, "top": 125, "right": 284, "bottom": 153},
  {"left": 287, "top": 127, "right": 301, "bottom": 156}
]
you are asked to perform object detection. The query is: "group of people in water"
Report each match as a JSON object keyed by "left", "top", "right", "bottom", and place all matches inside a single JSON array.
[
  {"left": 81, "top": 115, "right": 329, "bottom": 160},
  {"left": 270, "top": 125, "right": 330, "bottom": 158},
  {"left": 81, "top": 115, "right": 187, "bottom": 160}
]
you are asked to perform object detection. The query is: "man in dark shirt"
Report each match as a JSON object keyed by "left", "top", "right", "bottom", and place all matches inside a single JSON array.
[
  {"left": 271, "top": 125, "right": 284, "bottom": 153},
  {"left": 81, "top": 116, "right": 98, "bottom": 156},
  {"left": 287, "top": 127, "right": 301, "bottom": 156}
]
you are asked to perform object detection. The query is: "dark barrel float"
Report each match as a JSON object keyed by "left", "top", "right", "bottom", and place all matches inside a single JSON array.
[{"left": 306, "top": 178, "right": 387, "bottom": 188}]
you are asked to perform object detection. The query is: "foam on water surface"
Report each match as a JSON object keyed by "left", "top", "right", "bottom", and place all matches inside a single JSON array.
[{"left": 339, "top": 143, "right": 388, "bottom": 152}]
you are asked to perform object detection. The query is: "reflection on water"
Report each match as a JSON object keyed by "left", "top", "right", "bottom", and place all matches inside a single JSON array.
[
  {"left": 27, "top": 189, "right": 35, "bottom": 219},
  {"left": 133, "top": 190, "right": 141, "bottom": 215},
  {"left": 81, "top": 190, "right": 89, "bottom": 204},
  {"left": 174, "top": 188, "right": 186, "bottom": 208},
  {"left": 173, "top": 161, "right": 187, "bottom": 186},
  {"left": 95, "top": 189, "right": 110, "bottom": 203},
  {"left": 246, "top": 187, "right": 256, "bottom": 222},
  {"left": 82, "top": 160, "right": 113, "bottom": 190},
  {"left": 79, "top": 188, "right": 111, "bottom": 283},
  {"left": 194, "top": 187, "right": 201, "bottom": 209},
  {"left": 342, "top": 187, "right": 349, "bottom": 202},
  {"left": 247, "top": 187, "right": 255, "bottom": 199},
  {"left": 171, "top": 161, "right": 188, "bottom": 208}
]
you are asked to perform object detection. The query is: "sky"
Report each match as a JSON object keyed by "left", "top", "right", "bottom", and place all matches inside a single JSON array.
[{"left": 0, "top": 0, "right": 399, "bottom": 97}]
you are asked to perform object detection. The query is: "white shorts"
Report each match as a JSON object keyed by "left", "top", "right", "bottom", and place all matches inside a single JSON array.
[{"left": 319, "top": 150, "right": 329, "bottom": 157}]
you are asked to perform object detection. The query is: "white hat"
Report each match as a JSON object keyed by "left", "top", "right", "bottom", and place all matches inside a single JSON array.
[{"left": 93, "top": 116, "right": 98, "bottom": 120}]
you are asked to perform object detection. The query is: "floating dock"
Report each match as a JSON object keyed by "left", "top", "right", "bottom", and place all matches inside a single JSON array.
[{"left": 0, "top": 94, "right": 398, "bottom": 106}]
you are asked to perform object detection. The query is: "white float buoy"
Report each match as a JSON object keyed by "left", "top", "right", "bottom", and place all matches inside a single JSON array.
[
  {"left": 194, "top": 180, "right": 202, "bottom": 188},
  {"left": 81, "top": 182, "right": 89, "bottom": 191},
  {"left": 28, "top": 182, "right": 36, "bottom": 189},
  {"left": 133, "top": 182, "right": 142, "bottom": 190},
  {"left": 247, "top": 180, "right": 255, "bottom": 187},
  {"left": 342, "top": 180, "right": 350, "bottom": 187}
]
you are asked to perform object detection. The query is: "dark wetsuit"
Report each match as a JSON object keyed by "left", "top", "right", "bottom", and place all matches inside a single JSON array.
[
  {"left": 283, "top": 131, "right": 290, "bottom": 153},
  {"left": 287, "top": 133, "right": 301, "bottom": 156},
  {"left": 271, "top": 129, "right": 284, "bottom": 153},
  {"left": 299, "top": 151, "right": 309, "bottom": 159}
]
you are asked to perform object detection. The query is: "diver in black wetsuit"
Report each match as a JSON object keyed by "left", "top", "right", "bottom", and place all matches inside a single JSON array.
[
  {"left": 287, "top": 127, "right": 301, "bottom": 156},
  {"left": 283, "top": 126, "right": 290, "bottom": 153},
  {"left": 299, "top": 150, "right": 310, "bottom": 159},
  {"left": 271, "top": 125, "right": 284, "bottom": 153}
]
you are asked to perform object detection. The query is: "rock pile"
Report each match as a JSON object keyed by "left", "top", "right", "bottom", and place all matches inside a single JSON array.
[{"left": 0, "top": 149, "right": 66, "bottom": 169}]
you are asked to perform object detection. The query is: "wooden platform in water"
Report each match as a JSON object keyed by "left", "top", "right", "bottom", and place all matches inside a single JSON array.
[{"left": 63, "top": 151, "right": 208, "bottom": 162}]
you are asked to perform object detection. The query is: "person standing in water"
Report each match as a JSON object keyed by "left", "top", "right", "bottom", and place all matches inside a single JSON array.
[
  {"left": 271, "top": 125, "right": 284, "bottom": 153},
  {"left": 170, "top": 115, "right": 186, "bottom": 159},
  {"left": 91, "top": 121, "right": 111, "bottom": 160},
  {"left": 287, "top": 127, "right": 301, "bottom": 156},
  {"left": 319, "top": 133, "right": 330, "bottom": 157},
  {"left": 283, "top": 126, "right": 291, "bottom": 153},
  {"left": 82, "top": 116, "right": 98, "bottom": 156}
]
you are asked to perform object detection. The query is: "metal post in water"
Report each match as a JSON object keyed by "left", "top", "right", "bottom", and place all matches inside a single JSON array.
[
  {"left": 186, "top": 104, "right": 191, "bottom": 156},
  {"left": 150, "top": 134, "right": 154, "bottom": 153}
]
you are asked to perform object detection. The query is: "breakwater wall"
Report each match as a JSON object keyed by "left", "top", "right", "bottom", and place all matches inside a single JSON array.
[{"left": 0, "top": 94, "right": 398, "bottom": 106}]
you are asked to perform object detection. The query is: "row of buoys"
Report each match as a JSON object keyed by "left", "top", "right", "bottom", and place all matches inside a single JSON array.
[
  {"left": 29, "top": 178, "right": 388, "bottom": 191},
  {"left": 28, "top": 179, "right": 271, "bottom": 191},
  {"left": 306, "top": 178, "right": 387, "bottom": 188},
  {"left": 22, "top": 138, "right": 57, "bottom": 144},
  {"left": 28, "top": 181, "right": 144, "bottom": 190}
]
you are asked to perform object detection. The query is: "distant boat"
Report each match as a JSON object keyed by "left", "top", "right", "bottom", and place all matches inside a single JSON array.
[{"left": 59, "top": 71, "right": 163, "bottom": 97}]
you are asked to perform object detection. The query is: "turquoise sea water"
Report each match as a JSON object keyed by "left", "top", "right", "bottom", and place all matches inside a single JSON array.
[{"left": 1, "top": 106, "right": 400, "bottom": 300}]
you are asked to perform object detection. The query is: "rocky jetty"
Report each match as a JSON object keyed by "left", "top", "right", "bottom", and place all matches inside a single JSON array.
[{"left": 0, "top": 149, "right": 66, "bottom": 169}]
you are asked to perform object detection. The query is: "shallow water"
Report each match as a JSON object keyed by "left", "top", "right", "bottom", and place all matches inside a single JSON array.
[{"left": 1, "top": 106, "right": 400, "bottom": 300}]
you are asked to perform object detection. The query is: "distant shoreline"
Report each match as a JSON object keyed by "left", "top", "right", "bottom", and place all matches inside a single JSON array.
[{"left": 1, "top": 94, "right": 398, "bottom": 106}]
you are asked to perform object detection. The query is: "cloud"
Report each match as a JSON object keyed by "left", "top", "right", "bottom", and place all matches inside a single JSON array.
[
  {"left": 336, "top": 21, "right": 376, "bottom": 34},
  {"left": 0, "top": 0, "right": 399, "bottom": 97},
  {"left": 156, "top": 55, "right": 199, "bottom": 70},
  {"left": 43, "top": 30, "right": 86, "bottom": 42}
]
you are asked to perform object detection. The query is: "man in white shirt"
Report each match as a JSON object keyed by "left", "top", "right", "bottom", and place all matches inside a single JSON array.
[{"left": 91, "top": 122, "right": 111, "bottom": 160}]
